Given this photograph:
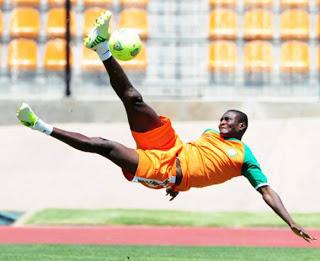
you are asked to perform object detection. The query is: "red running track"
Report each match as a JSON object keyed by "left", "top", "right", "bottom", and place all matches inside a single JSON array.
[{"left": 0, "top": 226, "right": 319, "bottom": 248}]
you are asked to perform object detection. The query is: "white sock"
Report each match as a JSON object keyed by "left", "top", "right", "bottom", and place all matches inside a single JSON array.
[
  {"left": 33, "top": 119, "right": 53, "bottom": 135},
  {"left": 96, "top": 41, "right": 112, "bottom": 61}
]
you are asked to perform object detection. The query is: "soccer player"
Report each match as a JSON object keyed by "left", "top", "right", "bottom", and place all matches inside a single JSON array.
[{"left": 16, "top": 10, "right": 316, "bottom": 242}]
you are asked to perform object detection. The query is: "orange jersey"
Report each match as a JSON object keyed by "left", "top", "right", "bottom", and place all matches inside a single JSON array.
[{"left": 128, "top": 117, "right": 267, "bottom": 192}]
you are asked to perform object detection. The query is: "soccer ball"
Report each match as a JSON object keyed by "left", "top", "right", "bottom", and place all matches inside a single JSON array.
[{"left": 108, "top": 29, "right": 142, "bottom": 61}]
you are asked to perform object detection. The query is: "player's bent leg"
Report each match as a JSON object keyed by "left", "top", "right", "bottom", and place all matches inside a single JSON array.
[
  {"left": 51, "top": 127, "right": 138, "bottom": 174},
  {"left": 83, "top": 10, "right": 162, "bottom": 133}
]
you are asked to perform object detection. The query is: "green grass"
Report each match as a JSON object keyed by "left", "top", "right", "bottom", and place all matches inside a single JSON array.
[
  {"left": 24, "top": 209, "right": 320, "bottom": 228},
  {"left": 0, "top": 245, "right": 319, "bottom": 261}
]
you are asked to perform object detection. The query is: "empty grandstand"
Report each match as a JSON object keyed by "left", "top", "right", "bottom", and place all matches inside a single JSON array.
[{"left": 0, "top": 0, "right": 319, "bottom": 98}]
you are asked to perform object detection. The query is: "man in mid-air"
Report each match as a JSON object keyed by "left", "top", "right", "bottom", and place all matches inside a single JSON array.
[{"left": 16, "top": 10, "right": 316, "bottom": 242}]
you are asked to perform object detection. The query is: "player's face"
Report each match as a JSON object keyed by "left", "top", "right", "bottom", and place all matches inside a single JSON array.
[{"left": 219, "top": 111, "right": 243, "bottom": 138}]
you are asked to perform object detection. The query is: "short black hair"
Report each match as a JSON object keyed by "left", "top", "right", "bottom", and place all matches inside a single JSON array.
[{"left": 227, "top": 109, "right": 248, "bottom": 132}]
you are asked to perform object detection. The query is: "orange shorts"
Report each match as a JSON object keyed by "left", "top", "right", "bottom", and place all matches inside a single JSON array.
[{"left": 124, "top": 116, "right": 186, "bottom": 190}]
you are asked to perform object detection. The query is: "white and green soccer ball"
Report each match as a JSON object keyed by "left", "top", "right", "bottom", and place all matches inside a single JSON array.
[{"left": 108, "top": 29, "right": 142, "bottom": 61}]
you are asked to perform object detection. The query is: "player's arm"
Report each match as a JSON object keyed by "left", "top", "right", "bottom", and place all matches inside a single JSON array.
[{"left": 257, "top": 185, "right": 316, "bottom": 242}]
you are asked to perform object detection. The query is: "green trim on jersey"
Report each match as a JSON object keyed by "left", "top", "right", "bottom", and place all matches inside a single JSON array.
[
  {"left": 241, "top": 144, "right": 268, "bottom": 190},
  {"left": 203, "top": 128, "right": 219, "bottom": 134}
]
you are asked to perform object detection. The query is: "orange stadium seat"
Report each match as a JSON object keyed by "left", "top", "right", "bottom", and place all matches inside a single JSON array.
[
  {"left": 280, "top": 41, "right": 309, "bottom": 73},
  {"left": 11, "top": 0, "right": 40, "bottom": 7},
  {"left": 244, "top": 0, "right": 273, "bottom": 7},
  {"left": 317, "top": 14, "right": 320, "bottom": 39},
  {"left": 119, "top": 0, "right": 149, "bottom": 8},
  {"left": 0, "top": 11, "right": 3, "bottom": 38},
  {"left": 243, "top": 9, "right": 273, "bottom": 40},
  {"left": 83, "top": 7, "right": 112, "bottom": 36},
  {"left": 119, "top": 44, "right": 147, "bottom": 71},
  {"left": 9, "top": 8, "right": 40, "bottom": 39},
  {"left": 47, "top": 0, "right": 76, "bottom": 7},
  {"left": 81, "top": 46, "right": 104, "bottom": 72},
  {"left": 244, "top": 41, "right": 273, "bottom": 73},
  {"left": 118, "top": 8, "right": 149, "bottom": 39},
  {"left": 318, "top": 0, "right": 320, "bottom": 7},
  {"left": 208, "top": 0, "right": 236, "bottom": 8},
  {"left": 280, "top": 9, "right": 310, "bottom": 40},
  {"left": 46, "top": 8, "right": 76, "bottom": 38},
  {"left": 208, "top": 41, "right": 237, "bottom": 72},
  {"left": 82, "top": 0, "right": 112, "bottom": 8},
  {"left": 209, "top": 8, "right": 237, "bottom": 40},
  {"left": 7, "top": 39, "right": 37, "bottom": 72},
  {"left": 280, "top": 0, "right": 309, "bottom": 8},
  {"left": 44, "top": 39, "right": 73, "bottom": 71}
]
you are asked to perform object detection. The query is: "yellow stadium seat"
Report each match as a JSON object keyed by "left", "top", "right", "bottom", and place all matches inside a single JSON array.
[
  {"left": 208, "top": 41, "right": 237, "bottom": 72},
  {"left": 208, "top": 0, "right": 236, "bottom": 8},
  {"left": 83, "top": 7, "right": 112, "bottom": 36},
  {"left": 81, "top": 46, "right": 104, "bottom": 72},
  {"left": 0, "top": 11, "right": 3, "bottom": 38},
  {"left": 44, "top": 39, "right": 73, "bottom": 71},
  {"left": 82, "top": 0, "right": 112, "bottom": 8},
  {"left": 280, "top": 41, "right": 309, "bottom": 73},
  {"left": 317, "top": 14, "right": 320, "bottom": 39},
  {"left": 119, "top": 44, "right": 147, "bottom": 71},
  {"left": 244, "top": 0, "right": 273, "bottom": 7},
  {"left": 46, "top": 8, "right": 76, "bottom": 38},
  {"left": 243, "top": 9, "right": 273, "bottom": 40},
  {"left": 9, "top": 8, "right": 40, "bottom": 39},
  {"left": 119, "top": 8, "right": 149, "bottom": 39},
  {"left": 11, "top": 0, "right": 40, "bottom": 7},
  {"left": 47, "top": 0, "right": 76, "bottom": 6},
  {"left": 280, "top": 0, "right": 309, "bottom": 8},
  {"left": 244, "top": 41, "right": 273, "bottom": 73},
  {"left": 209, "top": 8, "right": 237, "bottom": 40},
  {"left": 119, "top": 0, "right": 149, "bottom": 8},
  {"left": 280, "top": 9, "right": 310, "bottom": 40},
  {"left": 7, "top": 39, "right": 37, "bottom": 71}
]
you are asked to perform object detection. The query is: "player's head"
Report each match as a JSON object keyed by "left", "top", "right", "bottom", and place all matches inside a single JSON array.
[{"left": 219, "top": 110, "right": 248, "bottom": 140}]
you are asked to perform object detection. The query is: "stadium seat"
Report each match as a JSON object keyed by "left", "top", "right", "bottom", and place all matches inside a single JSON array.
[
  {"left": 280, "top": 0, "right": 309, "bottom": 8},
  {"left": 119, "top": 44, "right": 147, "bottom": 71},
  {"left": 209, "top": 8, "right": 237, "bottom": 40},
  {"left": 81, "top": 46, "right": 104, "bottom": 72},
  {"left": 244, "top": 41, "right": 273, "bottom": 73},
  {"left": 47, "top": 0, "right": 77, "bottom": 7},
  {"left": 9, "top": 7, "right": 40, "bottom": 39},
  {"left": 0, "top": 11, "right": 3, "bottom": 39},
  {"left": 82, "top": 0, "right": 112, "bottom": 8},
  {"left": 118, "top": 8, "right": 149, "bottom": 39},
  {"left": 317, "top": 14, "right": 320, "bottom": 39},
  {"left": 208, "top": 0, "right": 236, "bottom": 8},
  {"left": 280, "top": 9, "right": 310, "bottom": 40},
  {"left": 243, "top": 9, "right": 273, "bottom": 40},
  {"left": 280, "top": 41, "right": 309, "bottom": 73},
  {"left": 44, "top": 39, "right": 73, "bottom": 71},
  {"left": 208, "top": 41, "right": 237, "bottom": 72},
  {"left": 83, "top": 7, "right": 111, "bottom": 36},
  {"left": 244, "top": 0, "right": 273, "bottom": 7},
  {"left": 46, "top": 8, "right": 76, "bottom": 39},
  {"left": 119, "top": 0, "right": 149, "bottom": 8},
  {"left": 11, "top": 0, "right": 40, "bottom": 7},
  {"left": 7, "top": 39, "right": 37, "bottom": 72}
]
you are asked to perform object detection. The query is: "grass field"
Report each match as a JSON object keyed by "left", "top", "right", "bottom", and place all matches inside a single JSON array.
[
  {"left": 0, "top": 245, "right": 319, "bottom": 261},
  {"left": 24, "top": 208, "right": 320, "bottom": 228}
]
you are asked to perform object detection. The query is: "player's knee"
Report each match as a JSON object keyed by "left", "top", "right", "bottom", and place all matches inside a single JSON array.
[
  {"left": 122, "top": 89, "right": 143, "bottom": 107},
  {"left": 89, "top": 137, "right": 113, "bottom": 153}
]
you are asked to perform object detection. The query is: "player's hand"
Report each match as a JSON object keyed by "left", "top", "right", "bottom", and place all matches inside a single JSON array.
[
  {"left": 166, "top": 187, "right": 179, "bottom": 201},
  {"left": 290, "top": 223, "right": 317, "bottom": 243}
]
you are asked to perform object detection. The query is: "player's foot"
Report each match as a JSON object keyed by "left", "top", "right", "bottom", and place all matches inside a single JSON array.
[
  {"left": 84, "top": 10, "right": 112, "bottom": 50},
  {"left": 16, "top": 103, "right": 39, "bottom": 128}
]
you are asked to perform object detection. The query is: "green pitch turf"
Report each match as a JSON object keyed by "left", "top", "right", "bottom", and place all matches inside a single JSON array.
[
  {"left": 0, "top": 245, "right": 319, "bottom": 261},
  {"left": 24, "top": 208, "right": 320, "bottom": 228}
]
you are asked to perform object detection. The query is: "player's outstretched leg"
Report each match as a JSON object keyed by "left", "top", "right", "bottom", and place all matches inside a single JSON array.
[
  {"left": 84, "top": 10, "right": 162, "bottom": 133},
  {"left": 16, "top": 103, "right": 139, "bottom": 173}
]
